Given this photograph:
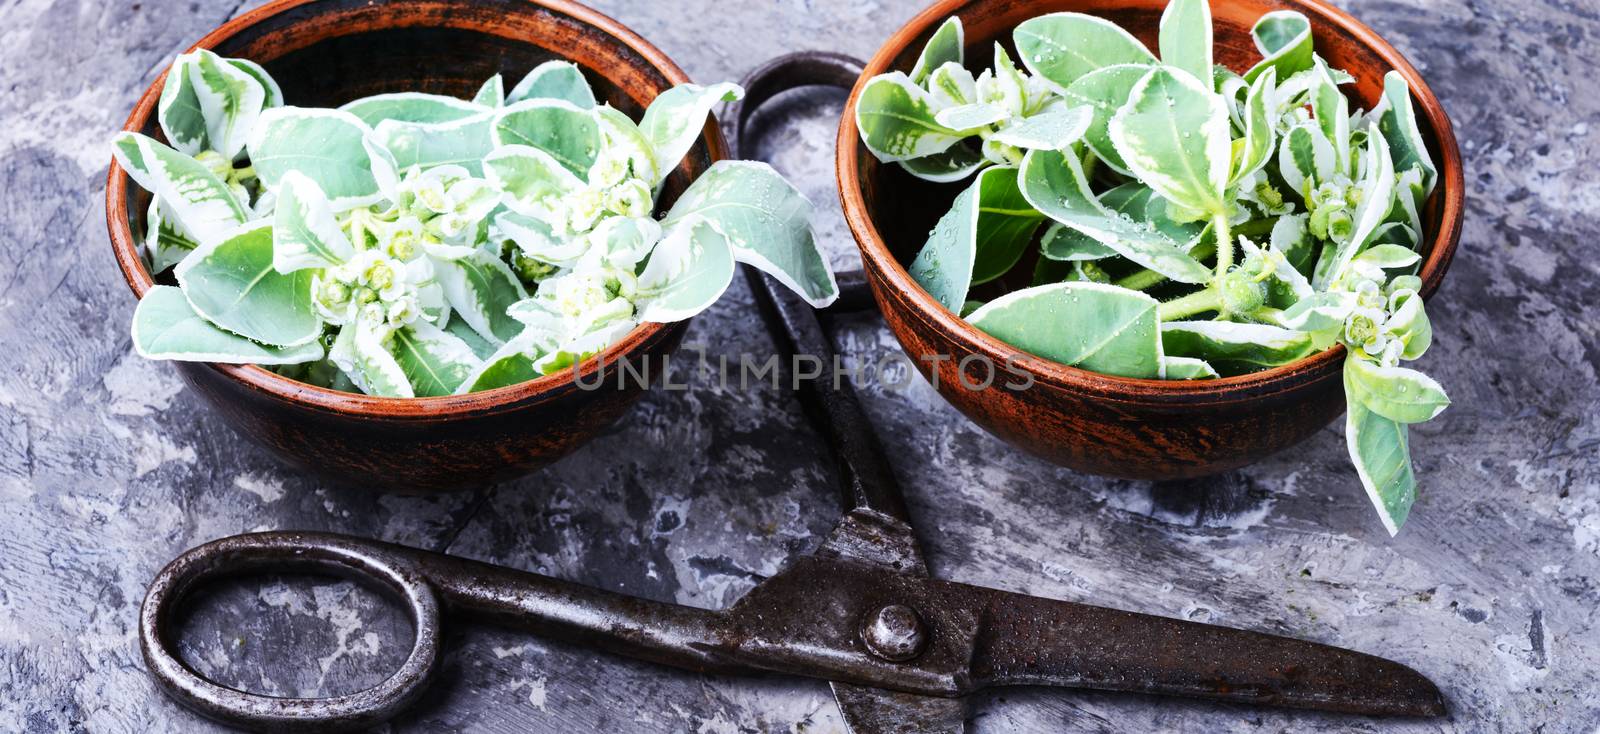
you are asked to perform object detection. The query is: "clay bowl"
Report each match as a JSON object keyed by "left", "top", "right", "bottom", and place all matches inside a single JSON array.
[
  {"left": 106, "top": 0, "right": 722, "bottom": 490},
  {"left": 839, "top": 0, "right": 1463, "bottom": 480}
]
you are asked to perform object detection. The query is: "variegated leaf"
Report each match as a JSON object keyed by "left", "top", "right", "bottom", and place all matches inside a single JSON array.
[
  {"left": 272, "top": 171, "right": 354, "bottom": 273},
  {"left": 968, "top": 282, "right": 1162, "bottom": 378},
  {"left": 133, "top": 285, "right": 323, "bottom": 364},
  {"left": 854, "top": 72, "right": 964, "bottom": 163},
  {"left": 1013, "top": 13, "right": 1156, "bottom": 90},
  {"left": 1109, "top": 67, "right": 1231, "bottom": 215},
  {"left": 1158, "top": 0, "right": 1214, "bottom": 91},
  {"left": 507, "top": 61, "right": 596, "bottom": 108},
  {"left": 187, "top": 49, "right": 267, "bottom": 160},
  {"left": 492, "top": 99, "right": 601, "bottom": 178},
  {"left": 175, "top": 221, "right": 321, "bottom": 347},
  {"left": 248, "top": 107, "right": 382, "bottom": 210},
  {"left": 636, "top": 216, "right": 735, "bottom": 323},
  {"left": 638, "top": 82, "right": 743, "bottom": 185},
  {"left": 114, "top": 132, "right": 248, "bottom": 248},
  {"left": 341, "top": 92, "right": 484, "bottom": 126}
]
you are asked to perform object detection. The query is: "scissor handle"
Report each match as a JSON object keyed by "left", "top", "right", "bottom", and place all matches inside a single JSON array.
[{"left": 140, "top": 532, "right": 444, "bottom": 732}]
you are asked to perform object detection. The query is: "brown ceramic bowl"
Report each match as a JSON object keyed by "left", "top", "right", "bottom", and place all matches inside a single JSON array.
[
  {"left": 106, "top": 0, "right": 724, "bottom": 490},
  {"left": 839, "top": 0, "right": 1463, "bottom": 480}
]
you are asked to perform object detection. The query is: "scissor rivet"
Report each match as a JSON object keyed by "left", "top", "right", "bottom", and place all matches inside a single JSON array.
[{"left": 862, "top": 604, "right": 926, "bottom": 662}]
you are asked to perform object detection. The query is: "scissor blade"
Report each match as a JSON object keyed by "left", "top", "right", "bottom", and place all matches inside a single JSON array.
[
  {"left": 971, "top": 590, "right": 1446, "bottom": 717},
  {"left": 832, "top": 682, "right": 965, "bottom": 734}
]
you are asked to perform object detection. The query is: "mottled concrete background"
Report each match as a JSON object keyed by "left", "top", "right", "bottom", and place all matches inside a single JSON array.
[{"left": 0, "top": 0, "right": 1595, "bottom": 731}]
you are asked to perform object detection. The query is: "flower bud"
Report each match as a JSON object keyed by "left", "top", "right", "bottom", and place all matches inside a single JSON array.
[
  {"left": 605, "top": 179, "right": 652, "bottom": 218},
  {"left": 1219, "top": 270, "right": 1267, "bottom": 316}
]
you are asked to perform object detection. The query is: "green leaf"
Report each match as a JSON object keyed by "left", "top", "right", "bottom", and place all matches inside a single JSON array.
[
  {"left": 1373, "top": 71, "right": 1437, "bottom": 195},
  {"left": 507, "top": 61, "right": 596, "bottom": 108},
  {"left": 157, "top": 55, "right": 208, "bottom": 156},
  {"left": 389, "top": 320, "right": 481, "bottom": 396},
  {"left": 114, "top": 133, "right": 248, "bottom": 248},
  {"left": 1278, "top": 121, "right": 1336, "bottom": 197},
  {"left": 145, "top": 198, "right": 199, "bottom": 274},
  {"left": 1244, "top": 11, "right": 1313, "bottom": 83},
  {"left": 926, "top": 61, "right": 978, "bottom": 108},
  {"left": 639, "top": 83, "right": 744, "bottom": 184},
  {"left": 1230, "top": 68, "right": 1278, "bottom": 186},
  {"left": 1314, "top": 133, "right": 1396, "bottom": 289},
  {"left": 990, "top": 105, "right": 1092, "bottom": 150},
  {"left": 1013, "top": 13, "right": 1156, "bottom": 89},
  {"left": 967, "top": 282, "right": 1162, "bottom": 378},
  {"left": 661, "top": 160, "right": 838, "bottom": 308},
  {"left": 1158, "top": 0, "right": 1214, "bottom": 91},
  {"left": 594, "top": 104, "right": 660, "bottom": 185},
  {"left": 1160, "top": 320, "right": 1314, "bottom": 375},
  {"left": 636, "top": 216, "right": 735, "bottom": 322},
  {"left": 474, "top": 74, "right": 506, "bottom": 107},
  {"left": 900, "top": 143, "right": 985, "bottom": 183},
  {"left": 1108, "top": 67, "right": 1231, "bottom": 215},
  {"left": 1345, "top": 357, "right": 1449, "bottom": 424},
  {"left": 1161, "top": 355, "right": 1218, "bottom": 379},
  {"left": 330, "top": 316, "right": 413, "bottom": 397},
  {"left": 227, "top": 58, "right": 283, "bottom": 109},
  {"left": 272, "top": 171, "right": 354, "bottom": 273},
  {"left": 492, "top": 99, "right": 601, "bottom": 178},
  {"left": 1062, "top": 64, "right": 1151, "bottom": 174},
  {"left": 1270, "top": 212, "right": 1317, "bottom": 275},
  {"left": 460, "top": 349, "right": 541, "bottom": 393},
  {"left": 340, "top": 92, "right": 484, "bottom": 126},
  {"left": 910, "top": 17, "right": 964, "bottom": 84},
  {"left": 175, "top": 221, "right": 322, "bottom": 347},
  {"left": 444, "top": 315, "right": 499, "bottom": 360},
  {"left": 905, "top": 165, "right": 1043, "bottom": 309},
  {"left": 1343, "top": 355, "right": 1417, "bottom": 535},
  {"left": 188, "top": 49, "right": 267, "bottom": 160},
  {"left": 432, "top": 248, "right": 529, "bottom": 343},
  {"left": 1040, "top": 221, "right": 1114, "bottom": 261},
  {"left": 248, "top": 107, "right": 382, "bottom": 210},
  {"left": 854, "top": 72, "right": 964, "bottom": 163},
  {"left": 1018, "top": 148, "right": 1210, "bottom": 283},
  {"left": 483, "top": 144, "right": 585, "bottom": 213},
  {"left": 133, "top": 285, "right": 323, "bottom": 364},
  {"left": 373, "top": 112, "right": 495, "bottom": 176},
  {"left": 1387, "top": 289, "right": 1433, "bottom": 360}
]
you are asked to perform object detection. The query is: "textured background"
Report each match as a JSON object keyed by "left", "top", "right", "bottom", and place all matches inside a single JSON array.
[{"left": 1, "top": 0, "right": 1596, "bottom": 732}]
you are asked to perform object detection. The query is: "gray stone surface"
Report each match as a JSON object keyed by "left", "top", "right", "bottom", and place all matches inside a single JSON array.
[{"left": 0, "top": 0, "right": 1596, "bottom": 731}]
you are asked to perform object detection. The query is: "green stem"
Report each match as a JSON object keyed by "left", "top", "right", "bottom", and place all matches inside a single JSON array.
[
  {"left": 1113, "top": 240, "right": 1220, "bottom": 292},
  {"left": 1158, "top": 288, "right": 1222, "bottom": 321},
  {"left": 1212, "top": 211, "right": 1234, "bottom": 279}
]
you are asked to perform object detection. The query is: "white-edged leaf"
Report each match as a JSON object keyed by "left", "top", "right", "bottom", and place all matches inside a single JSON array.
[
  {"left": 373, "top": 112, "right": 495, "bottom": 176},
  {"left": 1161, "top": 355, "right": 1219, "bottom": 379},
  {"left": 330, "top": 315, "right": 413, "bottom": 397},
  {"left": 432, "top": 248, "right": 529, "bottom": 344},
  {"left": 484, "top": 144, "right": 585, "bottom": 212},
  {"left": 175, "top": 220, "right": 322, "bottom": 347},
  {"left": 507, "top": 60, "right": 596, "bottom": 108},
  {"left": 133, "top": 285, "right": 323, "bottom": 364},
  {"left": 114, "top": 132, "right": 248, "bottom": 248},
  {"left": 935, "top": 103, "right": 1008, "bottom": 132},
  {"left": 1061, "top": 64, "right": 1151, "bottom": 174},
  {"left": 188, "top": 49, "right": 267, "bottom": 160},
  {"left": 968, "top": 282, "right": 1162, "bottom": 378},
  {"left": 661, "top": 160, "right": 838, "bottom": 308},
  {"left": 636, "top": 216, "right": 735, "bottom": 323},
  {"left": 910, "top": 16, "right": 964, "bottom": 84},
  {"left": 1108, "top": 66, "right": 1231, "bottom": 215},
  {"left": 1160, "top": 320, "right": 1314, "bottom": 375},
  {"left": 593, "top": 104, "right": 661, "bottom": 187},
  {"left": 1345, "top": 356, "right": 1449, "bottom": 424},
  {"left": 341, "top": 92, "right": 484, "bottom": 126},
  {"left": 389, "top": 320, "right": 481, "bottom": 396},
  {"left": 991, "top": 105, "right": 1092, "bottom": 150},
  {"left": 1278, "top": 121, "right": 1336, "bottom": 197},
  {"left": 1019, "top": 148, "right": 1210, "bottom": 283},
  {"left": 157, "top": 55, "right": 208, "bottom": 155},
  {"left": 1343, "top": 354, "right": 1417, "bottom": 535},
  {"left": 474, "top": 74, "right": 506, "bottom": 107},
  {"left": 900, "top": 144, "right": 985, "bottom": 183},
  {"left": 1230, "top": 68, "right": 1278, "bottom": 186},
  {"left": 492, "top": 98, "right": 601, "bottom": 177},
  {"left": 1245, "top": 11, "right": 1314, "bottom": 83},
  {"left": 1013, "top": 13, "right": 1156, "bottom": 89},
  {"left": 228, "top": 58, "right": 283, "bottom": 109},
  {"left": 248, "top": 107, "right": 382, "bottom": 210},
  {"left": 854, "top": 72, "right": 964, "bottom": 163},
  {"left": 145, "top": 197, "right": 200, "bottom": 273},
  {"left": 1372, "top": 71, "right": 1437, "bottom": 195},
  {"left": 1158, "top": 0, "right": 1214, "bottom": 91},
  {"left": 639, "top": 82, "right": 743, "bottom": 185},
  {"left": 272, "top": 171, "right": 354, "bottom": 273}
]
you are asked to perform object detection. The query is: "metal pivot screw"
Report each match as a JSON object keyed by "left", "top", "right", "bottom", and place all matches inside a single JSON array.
[{"left": 861, "top": 604, "right": 927, "bottom": 662}]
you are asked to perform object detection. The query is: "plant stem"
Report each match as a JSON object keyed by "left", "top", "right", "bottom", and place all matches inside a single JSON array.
[
  {"left": 1212, "top": 211, "right": 1234, "bottom": 278},
  {"left": 1158, "top": 288, "right": 1222, "bottom": 321},
  {"left": 1113, "top": 240, "right": 1220, "bottom": 291}
]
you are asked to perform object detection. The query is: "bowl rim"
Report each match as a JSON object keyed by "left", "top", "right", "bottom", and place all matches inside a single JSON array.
[
  {"left": 836, "top": 0, "right": 1464, "bottom": 406},
  {"left": 105, "top": 0, "right": 722, "bottom": 420}
]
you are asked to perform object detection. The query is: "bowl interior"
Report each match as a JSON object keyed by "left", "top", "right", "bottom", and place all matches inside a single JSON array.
[
  {"left": 111, "top": 0, "right": 714, "bottom": 414},
  {"left": 852, "top": 0, "right": 1456, "bottom": 327}
]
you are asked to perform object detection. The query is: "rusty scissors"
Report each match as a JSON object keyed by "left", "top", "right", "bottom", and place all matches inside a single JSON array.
[{"left": 139, "top": 54, "right": 1447, "bottom": 733}]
